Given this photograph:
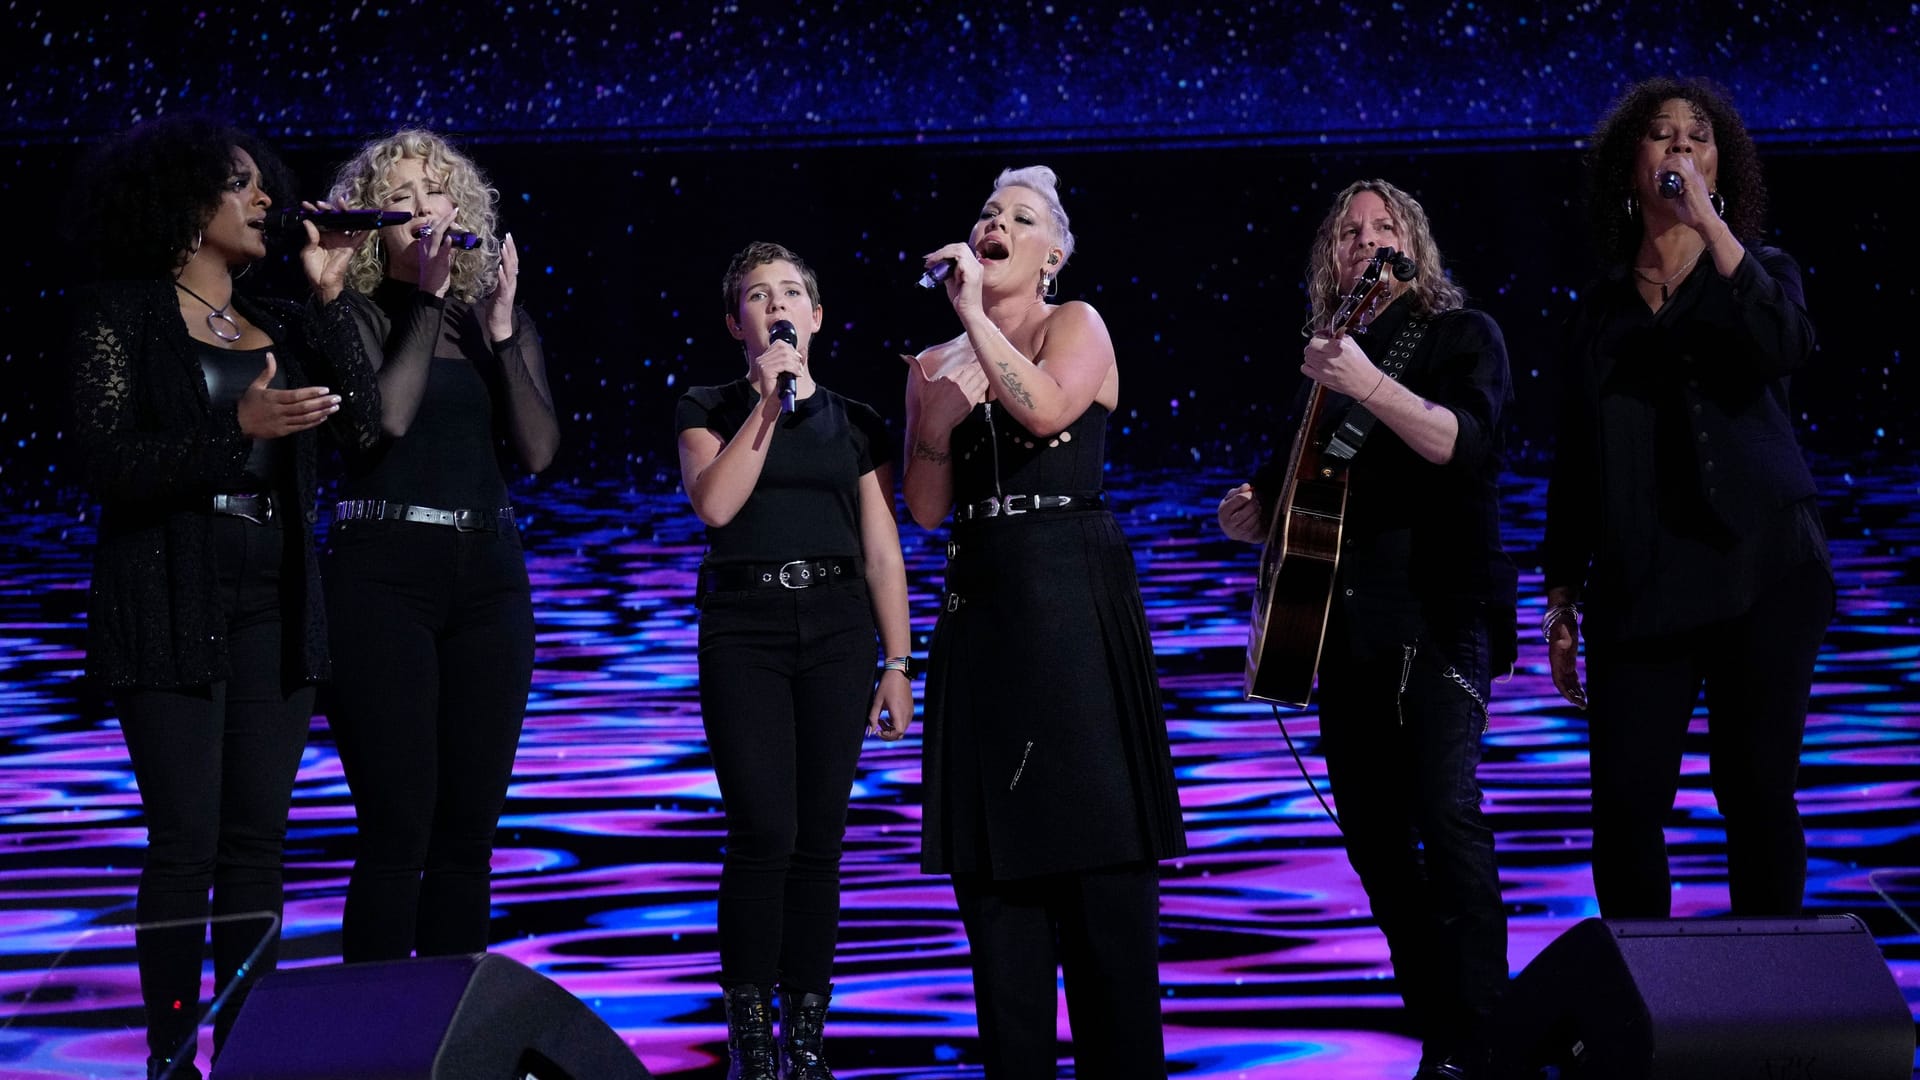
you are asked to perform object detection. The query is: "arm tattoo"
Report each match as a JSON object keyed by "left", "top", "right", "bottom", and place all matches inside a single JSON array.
[
  {"left": 994, "top": 360, "right": 1037, "bottom": 409},
  {"left": 912, "top": 439, "right": 952, "bottom": 465}
]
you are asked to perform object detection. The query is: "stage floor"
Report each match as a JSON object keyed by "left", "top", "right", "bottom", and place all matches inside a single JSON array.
[{"left": 1, "top": 463, "right": 1915, "bottom": 1078}]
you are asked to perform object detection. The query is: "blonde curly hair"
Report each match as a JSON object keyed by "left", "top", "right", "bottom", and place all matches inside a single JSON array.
[
  {"left": 1306, "top": 179, "right": 1465, "bottom": 330},
  {"left": 329, "top": 129, "right": 501, "bottom": 302}
]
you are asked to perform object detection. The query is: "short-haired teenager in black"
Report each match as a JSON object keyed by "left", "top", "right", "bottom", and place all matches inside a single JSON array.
[{"left": 676, "top": 242, "right": 913, "bottom": 1080}]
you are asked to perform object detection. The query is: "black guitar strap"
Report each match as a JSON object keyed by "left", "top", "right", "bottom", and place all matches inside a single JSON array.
[{"left": 1321, "top": 314, "right": 1431, "bottom": 467}]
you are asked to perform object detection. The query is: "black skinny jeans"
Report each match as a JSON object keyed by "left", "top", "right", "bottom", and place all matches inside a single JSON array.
[
  {"left": 697, "top": 576, "right": 875, "bottom": 994},
  {"left": 1316, "top": 604, "right": 1507, "bottom": 1066},
  {"left": 323, "top": 519, "right": 533, "bottom": 962},
  {"left": 1586, "top": 559, "right": 1834, "bottom": 918},
  {"left": 119, "top": 514, "right": 314, "bottom": 1063},
  {"left": 950, "top": 865, "right": 1166, "bottom": 1080}
]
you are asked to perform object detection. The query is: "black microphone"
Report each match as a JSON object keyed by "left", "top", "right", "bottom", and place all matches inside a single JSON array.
[
  {"left": 414, "top": 223, "right": 485, "bottom": 250},
  {"left": 770, "top": 319, "right": 799, "bottom": 414},
  {"left": 1656, "top": 170, "right": 1685, "bottom": 199},
  {"left": 917, "top": 259, "right": 956, "bottom": 289},
  {"left": 266, "top": 207, "right": 411, "bottom": 237}
]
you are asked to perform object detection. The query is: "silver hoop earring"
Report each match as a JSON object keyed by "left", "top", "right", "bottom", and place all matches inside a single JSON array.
[
  {"left": 190, "top": 230, "right": 204, "bottom": 255},
  {"left": 1622, "top": 195, "right": 1639, "bottom": 219},
  {"left": 1043, "top": 273, "right": 1058, "bottom": 300},
  {"left": 1708, "top": 191, "right": 1727, "bottom": 218}
]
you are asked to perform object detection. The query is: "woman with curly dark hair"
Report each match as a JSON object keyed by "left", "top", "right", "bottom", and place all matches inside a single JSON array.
[
  {"left": 1543, "top": 77, "right": 1831, "bottom": 918},
  {"left": 320, "top": 129, "right": 558, "bottom": 964},
  {"left": 66, "top": 114, "right": 380, "bottom": 1078}
]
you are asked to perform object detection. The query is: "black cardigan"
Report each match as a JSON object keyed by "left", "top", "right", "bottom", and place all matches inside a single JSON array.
[
  {"left": 68, "top": 278, "right": 382, "bottom": 689},
  {"left": 1544, "top": 245, "right": 1825, "bottom": 640}
]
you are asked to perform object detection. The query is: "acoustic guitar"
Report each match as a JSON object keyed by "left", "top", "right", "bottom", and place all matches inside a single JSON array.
[{"left": 1245, "top": 247, "right": 1408, "bottom": 706}]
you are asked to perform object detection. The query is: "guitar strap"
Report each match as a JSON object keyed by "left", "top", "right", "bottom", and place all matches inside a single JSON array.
[{"left": 1321, "top": 314, "right": 1431, "bottom": 467}]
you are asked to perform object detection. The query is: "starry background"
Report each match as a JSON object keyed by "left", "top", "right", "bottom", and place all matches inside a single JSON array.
[
  {"left": 1, "top": 3, "right": 1918, "bottom": 1078},
  {"left": 1, "top": 1, "right": 1916, "bottom": 497}
]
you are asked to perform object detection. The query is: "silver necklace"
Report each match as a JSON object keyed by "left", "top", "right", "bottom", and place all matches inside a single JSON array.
[
  {"left": 174, "top": 280, "right": 241, "bottom": 342},
  {"left": 1632, "top": 248, "right": 1704, "bottom": 303}
]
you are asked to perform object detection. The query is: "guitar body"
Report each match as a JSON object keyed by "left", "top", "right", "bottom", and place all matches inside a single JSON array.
[
  {"left": 1245, "top": 391, "right": 1349, "bottom": 707},
  {"left": 1244, "top": 247, "right": 1406, "bottom": 707}
]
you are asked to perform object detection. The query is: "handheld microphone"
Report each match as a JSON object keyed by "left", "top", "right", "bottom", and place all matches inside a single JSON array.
[
  {"left": 770, "top": 320, "right": 799, "bottom": 414},
  {"left": 414, "top": 224, "right": 485, "bottom": 250},
  {"left": 917, "top": 259, "right": 956, "bottom": 289},
  {"left": 267, "top": 208, "right": 411, "bottom": 235},
  {"left": 1656, "top": 170, "right": 1685, "bottom": 199}
]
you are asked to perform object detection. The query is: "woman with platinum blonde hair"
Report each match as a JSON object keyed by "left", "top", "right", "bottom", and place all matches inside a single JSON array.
[
  {"left": 904, "top": 165, "right": 1186, "bottom": 1078},
  {"left": 319, "top": 128, "right": 559, "bottom": 962}
]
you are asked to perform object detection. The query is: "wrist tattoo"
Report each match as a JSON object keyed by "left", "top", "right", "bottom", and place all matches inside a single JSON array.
[
  {"left": 912, "top": 439, "right": 951, "bottom": 465},
  {"left": 994, "top": 361, "right": 1037, "bottom": 409}
]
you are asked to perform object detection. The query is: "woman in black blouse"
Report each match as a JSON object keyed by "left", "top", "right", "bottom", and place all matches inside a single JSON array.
[
  {"left": 321, "top": 129, "right": 559, "bottom": 961},
  {"left": 66, "top": 115, "right": 380, "bottom": 1079},
  {"left": 676, "top": 242, "right": 912, "bottom": 1080},
  {"left": 1545, "top": 77, "right": 1832, "bottom": 918}
]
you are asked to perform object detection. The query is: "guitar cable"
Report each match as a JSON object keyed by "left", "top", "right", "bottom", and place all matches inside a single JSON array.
[{"left": 1271, "top": 703, "right": 1342, "bottom": 833}]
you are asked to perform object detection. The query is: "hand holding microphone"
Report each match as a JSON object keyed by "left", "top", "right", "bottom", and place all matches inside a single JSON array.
[
  {"left": 269, "top": 206, "right": 412, "bottom": 237},
  {"left": 294, "top": 201, "right": 379, "bottom": 302},
  {"left": 918, "top": 259, "right": 956, "bottom": 289},
  {"left": 770, "top": 320, "right": 800, "bottom": 414}
]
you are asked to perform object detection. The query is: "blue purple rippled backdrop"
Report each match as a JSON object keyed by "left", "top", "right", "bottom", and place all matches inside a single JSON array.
[{"left": 1, "top": 3, "right": 1917, "bottom": 1077}]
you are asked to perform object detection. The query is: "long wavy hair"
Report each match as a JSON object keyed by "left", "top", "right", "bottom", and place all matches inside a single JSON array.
[
  {"left": 67, "top": 114, "right": 294, "bottom": 281},
  {"left": 329, "top": 129, "right": 501, "bottom": 302},
  {"left": 1306, "top": 179, "right": 1465, "bottom": 330},
  {"left": 1586, "top": 77, "right": 1767, "bottom": 267}
]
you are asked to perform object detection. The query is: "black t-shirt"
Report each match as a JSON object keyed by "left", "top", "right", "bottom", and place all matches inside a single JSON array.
[{"left": 676, "top": 379, "right": 894, "bottom": 564}]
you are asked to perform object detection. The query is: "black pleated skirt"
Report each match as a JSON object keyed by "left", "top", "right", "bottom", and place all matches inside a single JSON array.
[{"left": 920, "top": 509, "right": 1187, "bottom": 880}]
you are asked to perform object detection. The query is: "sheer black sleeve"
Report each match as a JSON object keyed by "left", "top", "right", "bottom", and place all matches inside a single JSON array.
[
  {"left": 336, "top": 286, "right": 444, "bottom": 439},
  {"left": 492, "top": 305, "right": 559, "bottom": 474}
]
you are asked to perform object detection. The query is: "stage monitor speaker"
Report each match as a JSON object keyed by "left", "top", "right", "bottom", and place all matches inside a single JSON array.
[
  {"left": 1490, "top": 914, "right": 1913, "bottom": 1080},
  {"left": 208, "top": 953, "right": 655, "bottom": 1080}
]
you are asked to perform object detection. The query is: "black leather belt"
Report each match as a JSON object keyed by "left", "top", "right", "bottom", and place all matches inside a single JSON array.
[
  {"left": 211, "top": 492, "right": 275, "bottom": 524},
  {"left": 701, "top": 557, "right": 863, "bottom": 593},
  {"left": 952, "top": 491, "right": 1104, "bottom": 523},
  {"left": 334, "top": 499, "right": 514, "bottom": 533}
]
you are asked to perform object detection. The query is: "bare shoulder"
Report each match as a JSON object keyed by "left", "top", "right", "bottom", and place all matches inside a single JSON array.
[{"left": 1033, "top": 300, "right": 1114, "bottom": 362}]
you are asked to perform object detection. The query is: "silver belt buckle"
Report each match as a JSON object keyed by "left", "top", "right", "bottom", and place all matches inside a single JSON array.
[
  {"left": 944, "top": 593, "right": 963, "bottom": 612},
  {"left": 453, "top": 508, "right": 485, "bottom": 532},
  {"left": 777, "top": 559, "right": 814, "bottom": 589},
  {"left": 1000, "top": 494, "right": 1030, "bottom": 516}
]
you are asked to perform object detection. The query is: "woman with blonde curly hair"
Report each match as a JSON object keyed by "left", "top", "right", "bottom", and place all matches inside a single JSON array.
[{"left": 319, "top": 128, "right": 559, "bottom": 961}]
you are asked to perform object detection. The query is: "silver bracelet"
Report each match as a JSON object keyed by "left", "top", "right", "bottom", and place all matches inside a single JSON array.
[
  {"left": 881, "top": 656, "right": 916, "bottom": 678},
  {"left": 1541, "top": 603, "right": 1580, "bottom": 644}
]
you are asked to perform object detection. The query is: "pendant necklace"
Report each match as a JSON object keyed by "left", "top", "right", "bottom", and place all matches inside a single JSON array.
[
  {"left": 174, "top": 280, "right": 242, "bottom": 342},
  {"left": 1633, "top": 248, "right": 1704, "bottom": 303}
]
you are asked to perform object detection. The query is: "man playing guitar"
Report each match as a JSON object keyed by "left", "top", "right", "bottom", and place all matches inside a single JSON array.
[{"left": 1217, "top": 180, "right": 1517, "bottom": 1080}]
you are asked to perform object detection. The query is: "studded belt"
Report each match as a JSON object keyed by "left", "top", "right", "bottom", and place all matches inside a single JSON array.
[
  {"left": 211, "top": 492, "right": 275, "bottom": 524},
  {"left": 952, "top": 491, "right": 1104, "bottom": 523},
  {"left": 334, "top": 499, "right": 515, "bottom": 533},
  {"left": 700, "top": 557, "right": 863, "bottom": 593}
]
